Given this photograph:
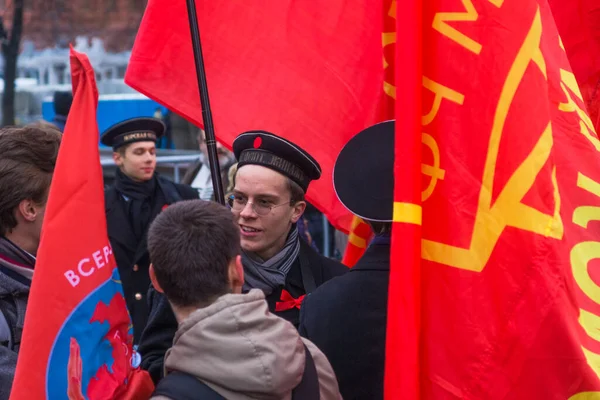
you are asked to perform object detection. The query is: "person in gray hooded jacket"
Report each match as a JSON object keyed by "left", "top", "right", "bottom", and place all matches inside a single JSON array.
[
  {"left": 147, "top": 200, "right": 342, "bottom": 400},
  {"left": 0, "top": 125, "right": 61, "bottom": 400}
]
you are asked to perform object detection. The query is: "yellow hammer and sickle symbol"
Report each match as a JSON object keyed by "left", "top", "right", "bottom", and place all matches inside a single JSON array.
[
  {"left": 422, "top": 7, "right": 564, "bottom": 272},
  {"left": 421, "top": 133, "right": 446, "bottom": 201}
]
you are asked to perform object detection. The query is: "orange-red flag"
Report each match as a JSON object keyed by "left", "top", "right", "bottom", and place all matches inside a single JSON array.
[
  {"left": 387, "top": 0, "right": 600, "bottom": 398},
  {"left": 11, "top": 48, "right": 153, "bottom": 400},
  {"left": 342, "top": 0, "right": 396, "bottom": 266},
  {"left": 548, "top": 0, "right": 600, "bottom": 130},
  {"left": 341, "top": 216, "right": 373, "bottom": 267},
  {"left": 125, "top": 0, "right": 385, "bottom": 233},
  {"left": 386, "top": 0, "right": 422, "bottom": 397}
]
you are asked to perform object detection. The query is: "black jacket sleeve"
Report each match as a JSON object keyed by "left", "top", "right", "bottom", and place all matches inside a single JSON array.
[
  {"left": 298, "top": 294, "right": 312, "bottom": 339},
  {"left": 0, "top": 346, "right": 17, "bottom": 400},
  {"left": 175, "top": 182, "right": 200, "bottom": 200},
  {"left": 323, "top": 257, "right": 349, "bottom": 280},
  {"left": 138, "top": 287, "right": 178, "bottom": 384}
]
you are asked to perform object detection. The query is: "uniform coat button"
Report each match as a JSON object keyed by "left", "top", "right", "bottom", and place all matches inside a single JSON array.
[
  {"left": 135, "top": 293, "right": 142, "bottom": 300},
  {"left": 133, "top": 264, "right": 139, "bottom": 272}
]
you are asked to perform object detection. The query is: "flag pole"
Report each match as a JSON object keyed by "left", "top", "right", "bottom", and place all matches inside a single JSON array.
[
  {"left": 384, "top": 0, "right": 422, "bottom": 398},
  {"left": 185, "top": 0, "right": 226, "bottom": 205}
]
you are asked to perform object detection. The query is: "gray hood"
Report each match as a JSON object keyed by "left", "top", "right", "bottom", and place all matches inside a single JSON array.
[{"left": 160, "top": 289, "right": 341, "bottom": 400}]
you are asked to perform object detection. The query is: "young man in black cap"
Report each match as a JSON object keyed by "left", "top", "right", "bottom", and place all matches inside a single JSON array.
[
  {"left": 299, "top": 121, "right": 394, "bottom": 400},
  {"left": 101, "top": 117, "right": 198, "bottom": 344},
  {"left": 138, "top": 130, "right": 348, "bottom": 383}
]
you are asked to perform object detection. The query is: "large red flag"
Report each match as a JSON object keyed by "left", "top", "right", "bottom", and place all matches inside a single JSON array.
[
  {"left": 125, "top": 0, "right": 384, "bottom": 232},
  {"left": 11, "top": 48, "right": 153, "bottom": 400},
  {"left": 341, "top": 0, "right": 396, "bottom": 266},
  {"left": 386, "top": 0, "right": 600, "bottom": 398},
  {"left": 548, "top": 0, "right": 600, "bottom": 130},
  {"left": 386, "top": 0, "right": 422, "bottom": 397}
]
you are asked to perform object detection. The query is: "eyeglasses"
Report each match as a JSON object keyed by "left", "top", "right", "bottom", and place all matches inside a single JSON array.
[{"left": 228, "top": 195, "right": 292, "bottom": 216}]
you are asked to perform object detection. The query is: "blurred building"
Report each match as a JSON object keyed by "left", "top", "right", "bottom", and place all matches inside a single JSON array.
[{"left": 2, "top": 0, "right": 146, "bottom": 52}]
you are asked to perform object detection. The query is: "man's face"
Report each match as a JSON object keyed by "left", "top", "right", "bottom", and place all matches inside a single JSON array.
[
  {"left": 113, "top": 142, "right": 157, "bottom": 182},
  {"left": 198, "top": 130, "right": 233, "bottom": 166},
  {"left": 198, "top": 131, "right": 207, "bottom": 156},
  {"left": 232, "top": 165, "right": 305, "bottom": 260}
]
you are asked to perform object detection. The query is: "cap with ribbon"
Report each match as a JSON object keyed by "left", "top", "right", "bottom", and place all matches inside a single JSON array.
[
  {"left": 100, "top": 117, "right": 165, "bottom": 150},
  {"left": 233, "top": 130, "right": 321, "bottom": 192}
]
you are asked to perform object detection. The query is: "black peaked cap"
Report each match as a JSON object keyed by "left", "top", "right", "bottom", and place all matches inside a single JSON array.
[
  {"left": 233, "top": 130, "right": 321, "bottom": 192},
  {"left": 333, "top": 120, "right": 394, "bottom": 222}
]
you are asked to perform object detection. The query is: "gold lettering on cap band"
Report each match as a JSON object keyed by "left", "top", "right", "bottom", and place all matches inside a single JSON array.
[
  {"left": 239, "top": 149, "right": 309, "bottom": 188},
  {"left": 122, "top": 132, "right": 157, "bottom": 142}
]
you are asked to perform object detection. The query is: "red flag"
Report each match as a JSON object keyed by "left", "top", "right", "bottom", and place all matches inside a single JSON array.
[
  {"left": 386, "top": 0, "right": 422, "bottom": 397},
  {"left": 341, "top": 216, "right": 373, "bottom": 267},
  {"left": 11, "top": 48, "right": 153, "bottom": 400},
  {"left": 341, "top": 0, "right": 395, "bottom": 266},
  {"left": 386, "top": 0, "right": 600, "bottom": 398},
  {"left": 548, "top": 1, "right": 600, "bottom": 130},
  {"left": 125, "top": 0, "right": 384, "bottom": 232}
]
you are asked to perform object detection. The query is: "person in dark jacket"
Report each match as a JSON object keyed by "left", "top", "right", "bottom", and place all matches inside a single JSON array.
[
  {"left": 49, "top": 91, "right": 72, "bottom": 132},
  {"left": 138, "top": 130, "right": 347, "bottom": 384},
  {"left": 0, "top": 126, "right": 62, "bottom": 400},
  {"left": 180, "top": 128, "right": 235, "bottom": 202},
  {"left": 101, "top": 117, "right": 198, "bottom": 344},
  {"left": 299, "top": 120, "right": 395, "bottom": 400}
]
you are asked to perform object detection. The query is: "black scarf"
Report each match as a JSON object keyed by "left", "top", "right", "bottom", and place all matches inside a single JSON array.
[{"left": 114, "top": 169, "right": 157, "bottom": 240}]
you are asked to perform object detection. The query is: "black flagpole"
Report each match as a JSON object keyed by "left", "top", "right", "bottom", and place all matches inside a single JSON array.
[{"left": 185, "top": 0, "right": 226, "bottom": 205}]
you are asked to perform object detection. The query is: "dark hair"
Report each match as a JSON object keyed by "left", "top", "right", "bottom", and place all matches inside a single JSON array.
[
  {"left": 148, "top": 200, "right": 241, "bottom": 308},
  {"left": 0, "top": 126, "right": 62, "bottom": 235},
  {"left": 115, "top": 145, "right": 128, "bottom": 157},
  {"left": 53, "top": 91, "right": 73, "bottom": 116},
  {"left": 287, "top": 178, "right": 305, "bottom": 204},
  {"left": 26, "top": 120, "right": 63, "bottom": 133}
]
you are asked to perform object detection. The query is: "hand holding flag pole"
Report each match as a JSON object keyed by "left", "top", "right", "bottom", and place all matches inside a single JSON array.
[{"left": 185, "top": 0, "right": 226, "bottom": 204}]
